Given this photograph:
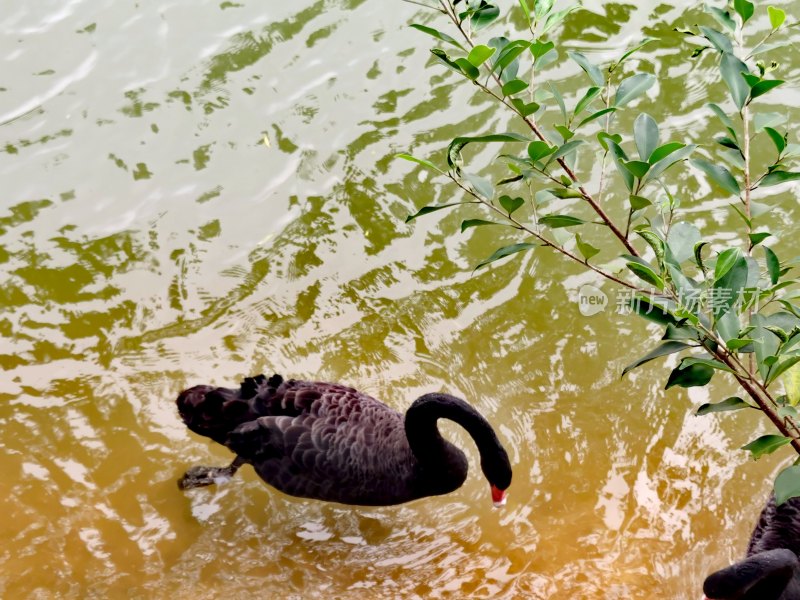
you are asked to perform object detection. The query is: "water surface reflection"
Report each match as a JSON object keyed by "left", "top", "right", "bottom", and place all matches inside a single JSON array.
[{"left": 2, "top": 1, "right": 799, "bottom": 598}]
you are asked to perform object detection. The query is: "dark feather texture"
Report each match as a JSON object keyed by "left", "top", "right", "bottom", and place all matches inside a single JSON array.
[
  {"left": 176, "top": 374, "right": 512, "bottom": 506},
  {"left": 704, "top": 495, "right": 800, "bottom": 600}
]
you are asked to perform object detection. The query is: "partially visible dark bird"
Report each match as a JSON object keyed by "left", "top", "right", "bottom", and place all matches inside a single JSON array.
[
  {"left": 703, "top": 495, "right": 800, "bottom": 600},
  {"left": 176, "top": 374, "right": 512, "bottom": 507}
]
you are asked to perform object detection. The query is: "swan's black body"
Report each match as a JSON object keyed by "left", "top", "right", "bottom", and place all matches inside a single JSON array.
[
  {"left": 704, "top": 495, "right": 800, "bottom": 600},
  {"left": 176, "top": 374, "right": 512, "bottom": 506}
]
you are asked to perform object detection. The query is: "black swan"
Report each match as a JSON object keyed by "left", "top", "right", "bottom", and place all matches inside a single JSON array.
[
  {"left": 176, "top": 374, "right": 513, "bottom": 507},
  {"left": 703, "top": 495, "right": 800, "bottom": 600}
]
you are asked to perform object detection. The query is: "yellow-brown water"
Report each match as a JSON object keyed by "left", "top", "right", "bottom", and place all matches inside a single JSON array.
[{"left": 2, "top": 1, "right": 800, "bottom": 598}]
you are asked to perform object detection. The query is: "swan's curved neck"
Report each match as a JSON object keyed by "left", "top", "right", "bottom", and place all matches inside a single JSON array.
[{"left": 404, "top": 393, "right": 506, "bottom": 474}]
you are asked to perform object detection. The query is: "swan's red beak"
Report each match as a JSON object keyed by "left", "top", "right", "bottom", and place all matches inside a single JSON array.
[{"left": 491, "top": 485, "right": 507, "bottom": 508}]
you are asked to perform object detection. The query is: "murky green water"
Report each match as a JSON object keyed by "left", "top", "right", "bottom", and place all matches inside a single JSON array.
[{"left": 2, "top": 1, "right": 800, "bottom": 598}]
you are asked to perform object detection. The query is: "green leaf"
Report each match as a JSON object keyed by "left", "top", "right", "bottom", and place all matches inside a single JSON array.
[
  {"left": 629, "top": 195, "right": 652, "bottom": 210},
  {"left": 696, "top": 397, "right": 751, "bottom": 415},
  {"left": 765, "top": 246, "right": 781, "bottom": 285},
  {"left": 575, "top": 233, "right": 599, "bottom": 261},
  {"left": 663, "top": 323, "right": 699, "bottom": 342},
  {"left": 547, "top": 188, "right": 584, "bottom": 199},
  {"left": 716, "top": 136, "right": 741, "bottom": 152},
  {"left": 681, "top": 357, "right": 736, "bottom": 374},
  {"left": 666, "top": 222, "right": 701, "bottom": 264},
  {"left": 454, "top": 57, "right": 480, "bottom": 80},
  {"left": 499, "top": 195, "right": 524, "bottom": 215},
  {"left": 549, "top": 83, "right": 567, "bottom": 121},
  {"left": 430, "top": 48, "right": 464, "bottom": 75},
  {"left": 767, "top": 356, "right": 800, "bottom": 386},
  {"left": 497, "top": 173, "right": 524, "bottom": 186},
  {"left": 769, "top": 6, "right": 786, "bottom": 30},
  {"left": 733, "top": 0, "right": 754, "bottom": 24},
  {"left": 707, "top": 103, "right": 734, "bottom": 129},
  {"left": 665, "top": 361, "right": 714, "bottom": 389},
  {"left": 474, "top": 243, "right": 536, "bottom": 270},
  {"left": 489, "top": 38, "right": 529, "bottom": 77},
  {"left": 645, "top": 144, "right": 695, "bottom": 182},
  {"left": 625, "top": 257, "right": 664, "bottom": 289},
  {"left": 464, "top": 173, "right": 493, "bottom": 199},
  {"left": 548, "top": 140, "right": 584, "bottom": 164},
  {"left": 694, "top": 241, "right": 709, "bottom": 272},
  {"left": 623, "top": 160, "right": 650, "bottom": 179},
  {"left": 700, "top": 26, "right": 734, "bottom": 54},
  {"left": 766, "top": 326, "right": 789, "bottom": 343},
  {"left": 542, "top": 4, "right": 580, "bottom": 34},
  {"left": 691, "top": 158, "right": 741, "bottom": 196},
  {"left": 574, "top": 86, "right": 601, "bottom": 116},
  {"left": 730, "top": 203, "right": 752, "bottom": 228},
  {"left": 410, "top": 24, "right": 465, "bottom": 51},
  {"left": 606, "top": 137, "right": 634, "bottom": 192},
  {"left": 783, "top": 361, "right": 800, "bottom": 406},
  {"left": 596, "top": 132, "right": 622, "bottom": 151},
  {"left": 467, "top": 44, "right": 496, "bottom": 67},
  {"left": 502, "top": 79, "right": 529, "bottom": 96},
  {"left": 529, "top": 39, "right": 555, "bottom": 62},
  {"left": 720, "top": 53, "right": 750, "bottom": 110},
  {"left": 705, "top": 6, "right": 736, "bottom": 32},
  {"left": 614, "top": 73, "right": 656, "bottom": 107},
  {"left": 764, "top": 127, "right": 787, "bottom": 154},
  {"left": 742, "top": 72, "right": 761, "bottom": 88},
  {"left": 406, "top": 203, "right": 461, "bottom": 223},
  {"left": 622, "top": 341, "right": 692, "bottom": 376},
  {"left": 726, "top": 338, "right": 753, "bottom": 351},
  {"left": 614, "top": 38, "right": 657, "bottom": 67},
  {"left": 396, "top": 153, "right": 445, "bottom": 174},
  {"left": 714, "top": 248, "right": 742, "bottom": 280},
  {"left": 568, "top": 51, "right": 604, "bottom": 86},
  {"left": 742, "top": 434, "right": 792, "bottom": 459},
  {"left": 754, "top": 111, "right": 787, "bottom": 131},
  {"left": 527, "top": 141, "right": 555, "bottom": 162},
  {"left": 534, "top": 0, "right": 555, "bottom": 18},
  {"left": 518, "top": 0, "right": 532, "bottom": 26},
  {"left": 470, "top": 4, "right": 500, "bottom": 30},
  {"left": 716, "top": 307, "right": 741, "bottom": 343},
  {"left": 775, "top": 465, "right": 800, "bottom": 505},
  {"left": 750, "top": 79, "right": 784, "bottom": 101},
  {"left": 749, "top": 232, "right": 772, "bottom": 246},
  {"left": 539, "top": 214, "right": 587, "bottom": 228},
  {"left": 634, "top": 113, "right": 659, "bottom": 161},
  {"left": 629, "top": 296, "right": 680, "bottom": 326},
  {"left": 447, "top": 133, "right": 530, "bottom": 170},
  {"left": 511, "top": 98, "right": 540, "bottom": 117},
  {"left": 577, "top": 107, "right": 617, "bottom": 128},
  {"left": 713, "top": 252, "right": 748, "bottom": 318},
  {"left": 761, "top": 171, "right": 800, "bottom": 187},
  {"left": 554, "top": 125, "right": 574, "bottom": 142},
  {"left": 461, "top": 219, "right": 501, "bottom": 232}
]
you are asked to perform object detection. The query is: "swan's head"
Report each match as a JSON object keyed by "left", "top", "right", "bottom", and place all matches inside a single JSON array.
[
  {"left": 491, "top": 484, "right": 508, "bottom": 508},
  {"left": 484, "top": 445, "right": 512, "bottom": 508},
  {"left": 177, "top": 385, "right": 254, "bottom": 445}
]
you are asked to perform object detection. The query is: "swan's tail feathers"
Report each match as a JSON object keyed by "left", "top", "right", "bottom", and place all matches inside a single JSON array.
[{"left": 238, "top": 373, "right": 283, "bottom": 402}]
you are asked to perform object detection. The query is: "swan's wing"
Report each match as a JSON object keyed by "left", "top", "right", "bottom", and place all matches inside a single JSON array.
[
  {"left": 225, "top": 387, "right": 415, "bottom": 505},
  {"left": 703, "top": 548, "right": 798, "bottom": 600},
  {"left": 748, "top": 495, "right": 800, "bottom": 557}
]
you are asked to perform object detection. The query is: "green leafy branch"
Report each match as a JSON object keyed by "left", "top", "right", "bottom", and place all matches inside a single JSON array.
[{"left": 398, "top": 0, "right": 800, "bottom": 502}]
